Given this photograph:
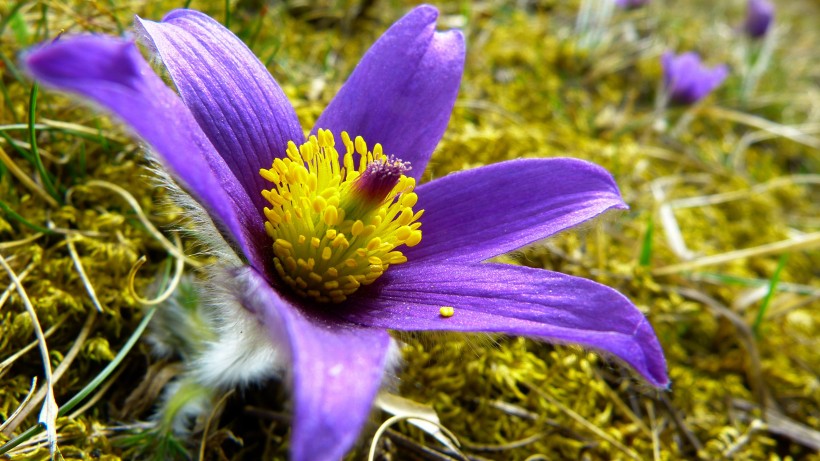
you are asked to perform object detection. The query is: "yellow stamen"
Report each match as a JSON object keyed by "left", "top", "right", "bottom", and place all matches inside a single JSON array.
[{"left": 260, "top": 129, "right": 422, "bottom": 303}]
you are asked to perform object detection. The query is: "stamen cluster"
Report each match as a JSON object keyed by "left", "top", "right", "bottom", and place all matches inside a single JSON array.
[{"left": 260, "top": 129, "right": 422, "bottom": 303}]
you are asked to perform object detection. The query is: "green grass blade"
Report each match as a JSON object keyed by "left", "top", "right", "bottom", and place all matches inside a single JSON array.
[
  {"left": 752, "top": 253, "right": 790, "bottom": 337},
  {"left": 27, "top": 83, "right": 61, "bottom": 203},
  {"left": 0, "top": 1, "right": 27, "bottom": 37},
  {"left": 639, "top": 215, "right": 654, "bottom": 267},
  {"left": 0, "top": 199, "right": 54, "bottom": 234}
]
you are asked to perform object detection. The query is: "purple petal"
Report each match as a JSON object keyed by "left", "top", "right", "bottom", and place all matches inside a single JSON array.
[
  {"left": 136, "top": 10, "right": 305, "bottom": 214},
  {"left": 404, "top": 158, "right": 627, "bottom": 264},
  {"left": 745, "top": 0, "right": 774, "bottom": 38},
  {"left": 22, "top": 35, "right": 268, "bottom": 269},
  {"left": 239, "top": 268, "right": 392, "bottom": 461},
  {"left": 662, "top": 51, "right": 728, "bottom": 105},
  {"left": 312, "top": 5, "right": 464, "bottom": 180},
  {"left": 345, "top": 263, "right": 668, "bottom": 388}
]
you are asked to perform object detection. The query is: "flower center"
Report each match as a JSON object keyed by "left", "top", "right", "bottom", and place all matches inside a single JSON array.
[{"left": 259, "top": 129, "right": 423, "bottom": 303}]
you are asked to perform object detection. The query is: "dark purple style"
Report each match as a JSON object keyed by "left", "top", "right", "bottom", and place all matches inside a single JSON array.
[
  {"left": 354, "top": 156, "right": 410, "bottom": 204},
  {"left": 24, "top": 6, "right": 668, "bottom": 460},
  {"left": 744, "top": 0, "right": 775, "bottom": 39},
  {"left": 662, "top": 51, "right": 729, "bottom": 105}
]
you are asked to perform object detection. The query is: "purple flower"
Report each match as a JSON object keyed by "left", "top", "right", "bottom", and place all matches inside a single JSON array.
[
  {"left": 24, "top": 6, "right": 667, "bottom": 460},
  {"left": 744, "top": 0, "right": 775, "bottom": 38},
  {"left": 615, "top": 0, "right": 649, "bottom": 9},
  {"left": 662, "top": 51, "right": 729, "bottom": 105}
]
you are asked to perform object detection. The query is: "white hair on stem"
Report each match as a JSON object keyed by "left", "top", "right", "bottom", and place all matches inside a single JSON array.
[{"left": 144, "top": 158, "right": 242, "bottom": 266}]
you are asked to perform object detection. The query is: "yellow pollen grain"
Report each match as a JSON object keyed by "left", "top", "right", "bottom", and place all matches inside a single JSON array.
[
  {"left": 260, "top": 128, "right": 424, "bottom": 304},
  {"left": 440, "top": 306, "right": 455, "bottom": 318}
]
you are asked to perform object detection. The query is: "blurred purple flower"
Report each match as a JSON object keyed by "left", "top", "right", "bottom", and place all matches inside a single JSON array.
[
  {"left": 662, "top": 51, "right": 729, "bottom": 105},
  {"left": 615, "top": 0, "right": 649, "bottom": 9},
  {"left": 744, "top": 0, "right": 775, "bottom": 38},
  {"left": 25, "top": 6, "right": 668, "bottom": 460}
]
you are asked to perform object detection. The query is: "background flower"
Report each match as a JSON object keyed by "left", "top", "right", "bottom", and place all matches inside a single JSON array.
[
  {"left": 662, "top": 51, "right": 729, "bottom": 105},
  {"left": 744, "top": 0, "right": 775, "bottom": 38},
  {"left": 615, "top": 0, "right": 650, "bottom": 9}
]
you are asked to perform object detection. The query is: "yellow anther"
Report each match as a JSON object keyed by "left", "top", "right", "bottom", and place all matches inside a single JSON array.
[
  {"left": 332, "top": 234, "right": 348, "bottom": 248},
  {"left": 351, "top": 220, "right": 364, "bottom": 236},
  {"left": 264, "top": 208, "right": 282, "bottom": 226},
  {"left": 285, "top": 256, "right": 297, "bottom": 272},
  {"left": 406, "top": 231, "right": 422, "bottom": 247},
  {"left": 361, "top": 225, "right": 376, "bottom": 238},
  {"left": 367, "top": 237, "right": 382, "bottom": 252},
  {"left": 401, "top": 192, "right": 418, "bottom": 207},
  {"left": 354, "top": 135, "right": 367, "bottom": 155},
  {"left": 397, "top": 208, "right": 414, "bottom": 226},
  {"left": 324, "top": 206, "right": 338, "bottom": 226},
  {"left": 312, "top": 196, "right": 327, "bottom": 212},
  {"left": 396, "top": 226, "right": 412, "bottom": 241},
  {"left": 260, "top": 169, "right": 280, "bottom": 184},
  {"left": 321, "top": 247, "right": 332, "bottom": 260},
  {"left": 324, "top": 280, "right": 339, "bottom": 290}
]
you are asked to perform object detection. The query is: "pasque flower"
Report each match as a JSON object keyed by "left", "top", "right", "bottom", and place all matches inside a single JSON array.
[
  {"left": 662, "top": 51, "right": 729, "bottom": 105},
  {"left": 615, "top": 0, "right": 650, "bottom": 9},
  {"left": 744, "top": 0, "right": 775, "bottom": 39},
  {"left": 25, "top": 6, "right": 667, "bottom": 460}
]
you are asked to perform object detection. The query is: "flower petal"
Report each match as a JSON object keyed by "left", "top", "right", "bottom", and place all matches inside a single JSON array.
[
  {"left": 312, "top": 5, "right": 464, "bottom": 180},
  {"left": 238, "top": 268, "right": 392, "bottom": 461},
  {"left": 136, "top": 9, "right": 304, "bottom": 212},
  {"left": 346, "top": 263, "right": 668, "bottom": 388},
  {"left": 22, "top": 35, "right": 268, "bottom": 268},
  {"left": 404, "top": 158, "right": 628, "bottom": 264}
]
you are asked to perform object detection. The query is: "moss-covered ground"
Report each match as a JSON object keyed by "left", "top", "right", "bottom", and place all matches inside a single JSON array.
[{"left": 0, "top": 0, "right": 818, "bottom": 459}]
